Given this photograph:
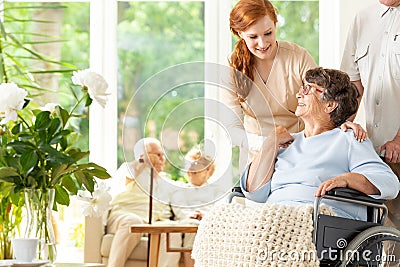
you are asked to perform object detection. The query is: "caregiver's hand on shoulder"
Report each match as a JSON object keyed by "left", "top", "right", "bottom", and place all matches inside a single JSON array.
[{"left": 340, "top": 121, "right": 367, "bottom": 142}]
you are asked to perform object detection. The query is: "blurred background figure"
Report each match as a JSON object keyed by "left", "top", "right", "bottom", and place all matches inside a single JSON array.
[
  {"left": 170, "top": 146, "right": 225, "bottom": 267},
  {"left": 106, "top": 137, "right": 180, "bottom": 267}
]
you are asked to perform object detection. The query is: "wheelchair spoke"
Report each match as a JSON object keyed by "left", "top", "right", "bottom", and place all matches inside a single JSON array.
[{"left": 339, "top": 226, "right": 400, "bottom": 267}]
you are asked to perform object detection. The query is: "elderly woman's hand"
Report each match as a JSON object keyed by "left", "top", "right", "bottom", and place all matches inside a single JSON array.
[
  {"left": 274, "top": 126, "right": 294, "bottom": 148},
  {"left": 340, "top": 121, "right": 367, "bottom": 142},
  {"left": 315, "top": 172, "right": 380, "bottom": 197},
  {"left": 315, "top": 176, "right": 348, "bottom": 197}
]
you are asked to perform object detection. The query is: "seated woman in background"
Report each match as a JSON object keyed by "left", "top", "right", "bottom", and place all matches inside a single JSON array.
[
  {"left": 171, "top": 146, "right": 222, "bottom": 220},
  {"left": 241, "top": 67, "right": 399, "bottom": 220},
  {"left": 170, "top": 146, "right": 225, "bottom": 267}
]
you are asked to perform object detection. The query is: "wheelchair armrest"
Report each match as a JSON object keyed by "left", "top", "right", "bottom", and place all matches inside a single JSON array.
[
  {"left": 313, "top": 187, "right": 388, "bottom": 242},
  {"left": 227, "top": 186, "right": 245, "bottom": 203},
  {"left": 326, "top": 187, "right": 386, "bottom": 205}
]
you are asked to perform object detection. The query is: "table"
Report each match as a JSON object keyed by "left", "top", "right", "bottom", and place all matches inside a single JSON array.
[
  {"left": 130, "top": 224, "right": 198, "bottom": 267},
  {"left": 0, "top": 262, "right": 104, "bottom": 267},
  {"left": 56, "top": 264, "right": 104, "bottom": 267}
]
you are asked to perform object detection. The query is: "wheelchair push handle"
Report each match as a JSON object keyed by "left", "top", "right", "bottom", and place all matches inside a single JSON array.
[{"left": 227, "top": 186, "right": 245, "bottom": 203}]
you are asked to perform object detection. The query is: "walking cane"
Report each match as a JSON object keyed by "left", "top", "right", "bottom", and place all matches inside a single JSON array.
[
  {"left": 147, "top": 164, "right": 154, "bottom": 267},
  {"left": 138, "top": 158, "right": 154, "bottom": 267}
]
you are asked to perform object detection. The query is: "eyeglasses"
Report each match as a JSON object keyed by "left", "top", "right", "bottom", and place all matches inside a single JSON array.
[{"left": 299, "top": 83, "right": 324, "bottom": 95}]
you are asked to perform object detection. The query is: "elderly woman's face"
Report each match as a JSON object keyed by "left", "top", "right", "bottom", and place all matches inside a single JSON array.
[
  {"left": 295, "top": 82, "right": 326, "bottom": 119},
  {"left": 187, "top": 168, "right": 210, "bottom": 187}
]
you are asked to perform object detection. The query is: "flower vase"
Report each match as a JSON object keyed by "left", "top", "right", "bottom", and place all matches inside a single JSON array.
[{"left": 24, "top": 188, "right": 57, "bottom": 263}]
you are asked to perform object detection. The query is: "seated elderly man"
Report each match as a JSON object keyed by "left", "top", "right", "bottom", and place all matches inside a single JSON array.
[
  {"left": 241, "top": 67, "right": 399, "bottom": 220},
  {"left": 106, "top": 137, "right": 180, "bottom": 267}
]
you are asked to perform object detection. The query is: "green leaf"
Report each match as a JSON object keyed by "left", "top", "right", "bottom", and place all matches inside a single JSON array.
[
  {"left": 69, "top": 151, "right": 90, "bottom": 163},
  {"left": 11, "top": 123, "right": 22, "bottom": 134},
  {"left": 80, "top": 172, "right": 95, "bottom": 192},
  {"left": 37, "top": 128, "right": 48, "bottom": 145},
  {"left": 85, "top": 94, "right": 93, "bottom": 107},
  {"left": 60, "top": 136, "right": 68, "bottom": 150},
  {"left": 51, "top": 164, "right": 76, "bottom": 184},
  {"left": 17, "top": 133, "right": 34, "bottom": 141},
  {"left": 8, "top": 140, "right": 35, "bottom": 154},
  {"left": 5, "top": 155, "right": 21, "bottom": 171},
  {"left": 34, "top": 111, "right": 51, "bottom": 130},
  {"left": 83, "top": 163, "right": 111, "bottom": 179},
  {"left": 73, "top": 170, "right": 85, "bottom": 188},
  {"left": 0, "top": 167, "right": 20, "bottom": 182},
  {"left": 50, "top": 129, "right": 71, "bottom": 145},
  {"left": 60, "top": 176, "right": 78, "bottom": 195},
  {"left": 47, "top": 118, "right": 62, "bottom": 142},
  {"left": 40, "top": 144, "right": 74, "bottom": 165},
  {"left": 55, "top": 106, "right": 70, "bottom": 128},
  {"left": 20, "top": 149, "right": 38, "bottom": 175},
  {"left": 54, "top": 184, "right": 70, "bottom": 206}
]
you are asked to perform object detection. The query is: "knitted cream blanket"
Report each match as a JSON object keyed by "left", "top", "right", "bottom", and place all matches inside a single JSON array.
[{"left": 192, "top": 202, "right": 334, "bottom": 267}]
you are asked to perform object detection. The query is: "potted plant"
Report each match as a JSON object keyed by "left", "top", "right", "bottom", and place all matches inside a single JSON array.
[{"left": 0, "top": 70, "right": 111, "bottom": 263}]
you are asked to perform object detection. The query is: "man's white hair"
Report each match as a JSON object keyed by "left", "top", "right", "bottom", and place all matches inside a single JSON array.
[{"left": 133, "top": 137, "right": 161, "bottom": 160}]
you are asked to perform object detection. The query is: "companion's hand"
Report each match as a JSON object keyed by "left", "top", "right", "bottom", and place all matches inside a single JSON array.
[
  {"left": 380, "top": 135, "right": 400, "bottom": 163},
  {"left": 340, "top": 121, "right": 367, "bottom": 142},
  {"left": 315, "top": 176, "right": 348, "bottom": 197}
]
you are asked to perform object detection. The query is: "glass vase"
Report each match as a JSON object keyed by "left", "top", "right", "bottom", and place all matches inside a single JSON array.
[{"left": 24, "top": 188, "right": 57, "bottom": 263}]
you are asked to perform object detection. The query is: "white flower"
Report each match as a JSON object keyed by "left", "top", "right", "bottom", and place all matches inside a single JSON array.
[
  {"left": 71, "top": 69, "right": 109, "bottom": 108},
  {"left": 77, "top": 182, "right": 112, "bottom": 218},
  {"left": 40, "top": 103, "right": 59, "bottom": 113},
  {"left": 0, "top": 83, "right": 27, "bottom": 124}
]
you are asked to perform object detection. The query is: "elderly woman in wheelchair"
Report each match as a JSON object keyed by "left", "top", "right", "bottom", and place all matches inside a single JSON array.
[{"left": 193, "top": 68, "right": 400, "bottom": 267}]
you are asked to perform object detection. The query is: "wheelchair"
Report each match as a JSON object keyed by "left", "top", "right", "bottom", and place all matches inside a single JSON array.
[{"left": 228, "top": 186, "right": 400, "bottom": 267}]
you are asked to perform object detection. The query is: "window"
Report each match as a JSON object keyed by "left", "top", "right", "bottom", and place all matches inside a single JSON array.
[
  {"left": 117, "top": 2, "right": 206, "bottom": 181},
  {"left": 2, "top": 0, "right": 323, "bottom": 262}
]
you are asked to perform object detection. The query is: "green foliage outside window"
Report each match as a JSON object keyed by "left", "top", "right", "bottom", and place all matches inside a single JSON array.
[
  {"left": 273, "top": 1, "right": 319, "bottom": 63},
  {"left": 117, "top": 2, "right": 205, "bottom": 179}
]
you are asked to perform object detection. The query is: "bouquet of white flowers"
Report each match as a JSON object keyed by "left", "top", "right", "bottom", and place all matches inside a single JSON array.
[{"left": 0, "top": 69, "right": 111, "bottom": 206}]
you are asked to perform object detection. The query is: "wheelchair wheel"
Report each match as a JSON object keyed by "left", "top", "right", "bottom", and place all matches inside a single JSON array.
[{"left": 339, "top": 225, "right": 400, "bottom": 267}]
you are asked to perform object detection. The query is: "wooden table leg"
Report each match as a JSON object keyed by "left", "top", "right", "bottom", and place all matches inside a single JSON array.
[{"left": 148, "top": 233, "right": 161, "bottom": 267}]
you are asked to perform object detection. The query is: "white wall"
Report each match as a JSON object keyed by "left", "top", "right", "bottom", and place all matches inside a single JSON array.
[
  {"left": 319, "top": 0, "right": 375, "bottom": 126},
  {"left": 319, "top": 0, "right": 375, "bottom": 68}
]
